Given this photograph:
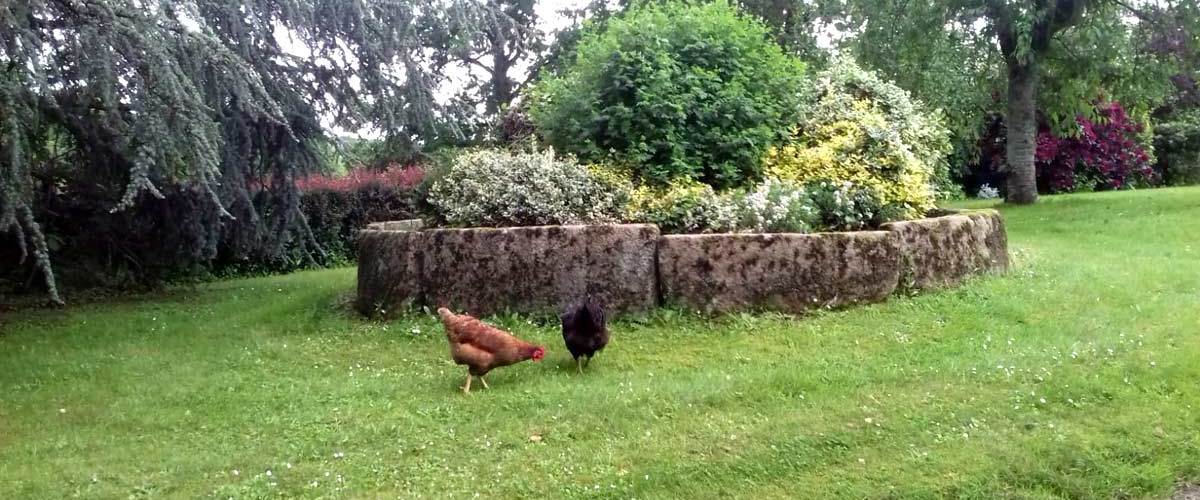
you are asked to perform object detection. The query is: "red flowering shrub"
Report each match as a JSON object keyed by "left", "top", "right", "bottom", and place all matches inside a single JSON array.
[
  {"left": 285, "top": 164, "right": 424, "bottom": 266},
  {"left": 296, "top": 163, "right": 425, "bottom": 192},
  {"left": 1035, "top": 102, "right": 1156, "bottom": 193}
]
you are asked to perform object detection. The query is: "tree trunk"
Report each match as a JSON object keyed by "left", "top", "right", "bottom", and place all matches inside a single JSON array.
[
  {"left": 485, "top": 28, "right": 514, "bottom": 117},
  {"left": 1004, "top": 59, "right": 1039, "bottom": 204},
  {"left": 487, "top": 45, "right": 513, "bottom": 116}
]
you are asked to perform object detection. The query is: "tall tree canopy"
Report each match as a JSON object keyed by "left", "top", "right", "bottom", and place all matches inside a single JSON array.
[
  {"left": 451, "top": 0, "right": 543, "bottom": 117},
  {"left": 0, "top": 0, "right": 489, "bottom": 303},
  {"left": 764, "top": 0, "right": 1176, "bottom": 202}
]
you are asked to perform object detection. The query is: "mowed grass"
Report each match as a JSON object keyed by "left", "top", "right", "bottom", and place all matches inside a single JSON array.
[{"left": 3, "top": 188, "right": 1200, "bottom": 499}]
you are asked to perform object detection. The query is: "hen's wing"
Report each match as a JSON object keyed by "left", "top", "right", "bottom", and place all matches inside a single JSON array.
[
  {"left": 450, "top": 340, "right": 495, "bottom": 373},
  {"left": 586, "top": 298, "right": 606, "bottom": 336},
  {"left": 441, "top": 309, "right": 535, "bottom": 370},
  {"left": 462, "top": 317, "right": 524, "bottom": 353},
  {"left": 562, "top": 298, "right": 609, "bottom": 358}
]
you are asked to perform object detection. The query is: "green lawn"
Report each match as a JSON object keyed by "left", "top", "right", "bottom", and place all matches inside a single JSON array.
[{"left": 3, "top": 188, "right": 1199, "bottom": 499}]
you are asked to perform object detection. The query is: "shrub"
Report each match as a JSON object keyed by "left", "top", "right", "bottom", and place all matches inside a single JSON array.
[
  {"left": 734, "top": 179, "right": 816, "bottom": 233},
  {"left": 976, "top": 184, "right": 1001, "bottom": 199},
  {"left": 803, "top": 180, "right": 898, "bottom": 231},
  {"left": 763, "top": 57, "right": 952, "bottom": 218},
  {"left": 297, "top": 164, "right": 425, "bottom": 192},
  {"left": 1035, "top": 102, "right": 1156, "bottom": 193},
  {"left": 528, "top": 1, "right": 806, "bottom": 188},
  {"left": 428, "top": 148, "right": 627, "bottom": 227},
  {"left": 626, "top": 178, "right": 739, "bottom": 234},
  {"left": 1153, "top": 108, "right": 1200, "bottom": 186},
  {"left": 625, "top": 177, "right": 892, "bottom": 234},
  {"left": 299, "top": 184, "right": 417, "bottom": 264},
  {"left": 495, "top": 105, "right": 539, "bottom": 147}
]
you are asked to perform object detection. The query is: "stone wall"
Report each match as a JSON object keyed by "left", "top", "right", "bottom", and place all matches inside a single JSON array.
[
  {"left": 357, "top": 210, "right": 1009, "bottom": 317},
  {"left": 420, "top": 225, "right": 659, "bottom": 317},
  {"left": 657, "top": 232, "right": 900, "bottom": 314},
  {"left": 883, "top": 209, "right": 1009, "bottom": 290},
  {"left": 356, "top": 224, "right": 659, "bottom": 317},
  {"left": 356, "top": 230, "right": 424, "bottom": 316}
]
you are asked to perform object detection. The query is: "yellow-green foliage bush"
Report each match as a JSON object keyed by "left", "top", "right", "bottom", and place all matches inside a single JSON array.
[
  {"left": 626, "top": 178, "right": 738, "bottom": 234},
  {"left": 763, "top": 57, "right": 952, "bottom": 218}
]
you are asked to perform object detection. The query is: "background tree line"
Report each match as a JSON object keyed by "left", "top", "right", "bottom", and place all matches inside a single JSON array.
[{"left": 2, "top": 0, "right": 1197, "bottom": 304}]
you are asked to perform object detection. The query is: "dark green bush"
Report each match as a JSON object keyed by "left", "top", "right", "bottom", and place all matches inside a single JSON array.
[
  {"left": 0, "top": 179, "right": 416, "bottom": 295},
  {"left": 299, "top": 185, "right": 417, "bottom": 264},
  {"left": 527, "top": 1, "right": 806, "bottom": 189},
  {"left": 1154, "top": 109, "right": 1200, "bottom": 186}
]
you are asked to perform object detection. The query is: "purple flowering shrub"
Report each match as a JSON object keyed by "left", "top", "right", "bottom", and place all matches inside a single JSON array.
[{"left": 1035, "top": 102, "right": 1157, "bottom": 193}]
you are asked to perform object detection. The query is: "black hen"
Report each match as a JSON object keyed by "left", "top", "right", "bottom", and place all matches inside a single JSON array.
[{"left": 561, "top": 296, "right": 609, "bottom": 374}]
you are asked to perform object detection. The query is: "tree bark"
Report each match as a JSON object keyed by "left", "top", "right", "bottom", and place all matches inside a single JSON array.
[
  {"left": 1004, "top": 59, "right": 1039, "bottom": 204},
  {"left": 487, "top": 37, "right": 514, "bottom": 116}
]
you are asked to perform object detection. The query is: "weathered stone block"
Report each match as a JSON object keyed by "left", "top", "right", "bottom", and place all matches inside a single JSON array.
[
  {"left": 882, "top": 209, "right": 1009, "bottom": 290},
  {"left": 356, "top": 230, "right": 425, "bottom": 317},
  {"left": 366, "top": 219, "right": 424, "bottom": 231},
  {"left": 657, "top": 231, "right": 901, "bottom": 314},
  {"left": 356, "top": 210, "right": 1012, "bottom": 318},
  {"left": 420, "top": 224, "right": 659, "bottom": 316},
  {"left": 383, "top": 219, "right": 424, "bottom": 231}
]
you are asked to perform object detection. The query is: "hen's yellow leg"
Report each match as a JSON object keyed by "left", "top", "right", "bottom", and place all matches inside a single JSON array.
[
  {"left": 462, "top": 373, "right": 472, "bottom": 394},
  {"left": 480, "top": 377, "right": 490, "bottom": 389}
]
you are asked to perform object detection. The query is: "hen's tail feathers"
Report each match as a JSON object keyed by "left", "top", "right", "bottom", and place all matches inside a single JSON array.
[
  {"left": 585, "top": 297, "right": 606, "bottom": 333},
  {"left": 563, "top": 297, "right": 606, "bottom": 335}
]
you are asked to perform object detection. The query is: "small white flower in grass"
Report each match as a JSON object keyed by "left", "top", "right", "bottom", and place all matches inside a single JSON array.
[
  {"left": 266, "top": 470, "right": 272, "bottom": 477},
  {"left": 334, "top": 451, "right": 344, "bottom": 458},
  {"left": 1039, "top": 398, "right": 1047, "bottom": 404},
  {"left": 1150, "top": 361, "right": 1157, "bottom": 367},
  {"left": 286, "top": 463, "right": 292, "bottom": 469},
  {"left": 59, "top": 408, "right": 66, "bottom": 414},
  {"left": 232, "top": 469, "right": 240, "bottom": 476},
  {"left": 858, "top": 458, "right": 866, "bottom": 464}
]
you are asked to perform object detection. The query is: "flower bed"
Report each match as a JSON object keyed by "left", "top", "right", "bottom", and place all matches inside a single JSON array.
[{"left": 356, "top": 210, "right": 1009, "bottom": 317}]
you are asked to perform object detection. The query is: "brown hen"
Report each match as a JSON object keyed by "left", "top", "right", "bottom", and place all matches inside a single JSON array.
[{"left": 437, "top": 307, "right": 545, "bottom": 394}]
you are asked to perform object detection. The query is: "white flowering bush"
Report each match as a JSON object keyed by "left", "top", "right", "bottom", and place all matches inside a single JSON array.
[
  {"left": 428, "top": 148, "right": 629, "bottom": 227},
  {"left": 735, "top": 179, "right": 817, "bottom": 233},
  {"left": 976, "top": 184, "right": 1000, "bottom": 199},
  {"left": 804, "top": 180, "right": 896, "bottom": 231},
  {"left": 626, "top": 177, "right": 892, "bottom": 234},
  {"left": 626, "top": 178, "right": 738, "bottom": 234}
]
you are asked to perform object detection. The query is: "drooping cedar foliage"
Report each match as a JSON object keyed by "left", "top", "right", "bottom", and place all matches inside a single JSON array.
[{"left": 0, "top": 1, "right": 504, "bottom": 302}]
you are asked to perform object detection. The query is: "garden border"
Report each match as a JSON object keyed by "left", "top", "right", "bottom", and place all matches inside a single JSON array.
[{"left": 356, "top": 210, "right": 1008, "bottom": 317}]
